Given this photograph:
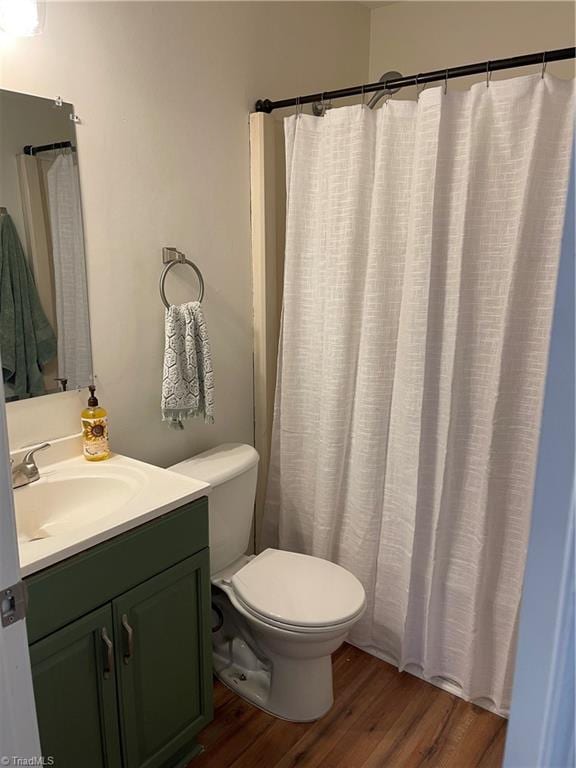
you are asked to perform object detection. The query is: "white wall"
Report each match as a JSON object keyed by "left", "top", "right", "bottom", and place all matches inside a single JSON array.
[
  {"left": 369, "top": 1, "right": 575, "bottom": 85},
  {"left": 0, "top": 2, "right": 370, "bottom": 466}
]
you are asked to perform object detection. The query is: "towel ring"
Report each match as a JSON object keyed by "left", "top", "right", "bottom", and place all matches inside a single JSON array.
[{"left": 159, "top": 255, "right": 205, "bottom": 309}]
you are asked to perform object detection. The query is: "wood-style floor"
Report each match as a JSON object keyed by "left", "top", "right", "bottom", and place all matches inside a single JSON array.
[{"left": 191, "top": 643, "right": 507, "bottom": 768}]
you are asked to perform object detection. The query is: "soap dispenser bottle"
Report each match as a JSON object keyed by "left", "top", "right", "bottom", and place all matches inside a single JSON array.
[{"left": 82, "top": 385, "right": 110, "bottom": 461}]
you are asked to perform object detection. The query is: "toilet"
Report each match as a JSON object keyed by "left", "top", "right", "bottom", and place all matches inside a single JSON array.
[{"left": 170, "top": 443, "right": 366, "bottom": 722}]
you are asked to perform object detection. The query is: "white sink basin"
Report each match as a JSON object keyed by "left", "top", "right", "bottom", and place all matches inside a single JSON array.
[
  {"left": 14, "top": 469, "right": 142, "bottom": 543},
  {"left": 12, "top": 449, "right": 211, "bottom": 577}
]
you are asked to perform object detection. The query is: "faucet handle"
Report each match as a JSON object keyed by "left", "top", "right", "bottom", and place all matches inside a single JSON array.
[{"left": 23, "top": 442, "right": 51, "bottom": 466}]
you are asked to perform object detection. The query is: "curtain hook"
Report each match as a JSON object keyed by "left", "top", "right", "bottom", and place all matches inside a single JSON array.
[
  {"left": 361, "top": 84, "right": 365, "bottom": 108},
  {"left": 541, "top": 51, "right": 547, "bottom": 78},
  {"left": 444, "top": 70, "right": 449, "bottom": 96},
  {"left": 415, "top": 74, "right": 420, "bottom": 101},
  {"left": 486, "top": 61, "right": 492, "bottom": 88},
  {"left": 296, "top": 95, "right": 301, "bottom": 119}
]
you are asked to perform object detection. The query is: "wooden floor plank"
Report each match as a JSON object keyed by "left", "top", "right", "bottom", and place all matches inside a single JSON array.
[
  {"left": 273, "top": 661, "right": 406, "bottom": 768},
  {"left": 192, "top": 644, "right": 506, "bottom": 768},
  {"left": 476, "top": 723, "right": 508, "bottom": 768},
  {"left": 362, "top": 691, "right": 457, "bottom": 768},
  {"left": 424, "top": 700, "right": 507, "bottom": 768},
  {"left": 316, "top": 673, "right": 437, "bottom": 768}
]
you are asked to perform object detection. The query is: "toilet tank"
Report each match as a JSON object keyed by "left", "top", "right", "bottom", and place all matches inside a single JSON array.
[{"left": 169, "top": 443, "right": 259, "bottom": 574}]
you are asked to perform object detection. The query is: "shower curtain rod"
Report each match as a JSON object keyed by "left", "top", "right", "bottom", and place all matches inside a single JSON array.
[
  {"left": 23, "top": 141, "right": 75, "bottom": 155},
  {"left": 254, "top": 46, "right": 575, "bottom": 113}
]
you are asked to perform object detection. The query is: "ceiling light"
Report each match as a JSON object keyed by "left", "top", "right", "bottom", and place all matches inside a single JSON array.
[{"left": 0, "top": 0, "right": 45, "bottom": 37}]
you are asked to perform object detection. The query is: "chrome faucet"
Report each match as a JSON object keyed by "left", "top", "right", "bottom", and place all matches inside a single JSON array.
[{"left": 11, "top": 443, "right": 51, "bottom": 489}]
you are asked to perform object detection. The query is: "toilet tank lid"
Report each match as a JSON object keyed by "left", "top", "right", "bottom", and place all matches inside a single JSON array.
[{"left": 169, "top": 443, "right": 259, "bottom": 485}]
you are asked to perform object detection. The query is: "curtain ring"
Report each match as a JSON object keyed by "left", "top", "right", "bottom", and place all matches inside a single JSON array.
[
  {"left": 541, "top": 51, "right": 547, "bottom": 78},
  {"left": 415, "top": 74, "right": 427, "bottom": 100},
  {"left": 486, "top": 61, "right": 492, "bottom": 88},
  {"left": 444, "top": 70, "right": 448, "bottom": 96}
]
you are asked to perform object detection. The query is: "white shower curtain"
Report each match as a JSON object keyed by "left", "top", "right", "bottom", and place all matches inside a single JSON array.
[
  {"left": 46, "top": 151, "right": 92, "bottom": 390},
  {"left": 262, "top": 74, "right": 574, "bottom": 714}
]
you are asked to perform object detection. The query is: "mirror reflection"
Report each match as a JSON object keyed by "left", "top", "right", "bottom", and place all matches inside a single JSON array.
[{"left": 0, "top": 89, "right": 92, "bottom": 402}]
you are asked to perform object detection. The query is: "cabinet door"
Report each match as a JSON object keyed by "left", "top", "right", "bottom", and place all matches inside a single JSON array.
[
  {"left": 113, "top": 549, "right": 212, "bottom": 768},
  {"left": 30, "top": 604, "right": 122, "bottom": 768}
]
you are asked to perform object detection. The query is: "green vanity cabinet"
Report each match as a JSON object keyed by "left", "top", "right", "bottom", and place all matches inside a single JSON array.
[
  {"left": 25, "top": 498, "right": 213, "bottom": 768},
  {"left": 29, "top": 604, "right": 123, "bottom": 768},
  {"left": 114, "top": 552, "right": 211, "bottom": 768}
]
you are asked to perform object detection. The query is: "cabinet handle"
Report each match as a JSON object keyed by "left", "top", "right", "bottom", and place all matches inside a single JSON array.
[
  {"left": 101, "top": 627, "right": 113, "bottom": 679},
  {"left": 121, "top": 614, "right": 134, "bottom": 664}
]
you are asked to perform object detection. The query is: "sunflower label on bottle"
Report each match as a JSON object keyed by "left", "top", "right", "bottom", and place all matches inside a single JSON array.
[{"left": 82, "top": 385, "right": 111, "bottom": 461}]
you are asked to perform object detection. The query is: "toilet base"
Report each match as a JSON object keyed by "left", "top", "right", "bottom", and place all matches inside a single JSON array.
[
  {"left": 213, "top": 644, "right": 334, "bottom": 723},
  {"left": 212, "top": 589, "right": 338, "bottom": 722},
  {"left": 213, "top": 634, "right": 272, "bottom": 714}
]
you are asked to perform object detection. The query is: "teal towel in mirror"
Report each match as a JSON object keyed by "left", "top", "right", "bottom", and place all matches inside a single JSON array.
[{"left": 0, "top": 214, "right": 57, "bottom": 398}]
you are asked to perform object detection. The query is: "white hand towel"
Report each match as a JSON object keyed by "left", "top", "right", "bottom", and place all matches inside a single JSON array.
[{"left": 161, "top": 301, "right": 214, "bottom": 429}]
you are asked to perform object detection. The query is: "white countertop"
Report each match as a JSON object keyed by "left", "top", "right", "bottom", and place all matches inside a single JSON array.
[{"left": 15, "top": 451, "right": 210, "bottom": 578}]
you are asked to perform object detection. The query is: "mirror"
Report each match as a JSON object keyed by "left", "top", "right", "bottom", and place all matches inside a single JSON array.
[{"left": 0, "top": 89, "right": 93, "bottom": 402}]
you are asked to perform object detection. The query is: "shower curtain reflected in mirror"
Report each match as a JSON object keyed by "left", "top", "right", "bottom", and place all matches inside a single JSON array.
[
  {"left": 46, "top": 151, "right": 92, "bottom": 391},
  {"left": 262, "top": 74, "right": 575, "bottom": 715},
  {"left": 16, "top": 147, "right": 92, "bottom": 395}
]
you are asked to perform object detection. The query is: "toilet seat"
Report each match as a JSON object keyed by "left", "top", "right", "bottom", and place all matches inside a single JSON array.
[
  {"left": 228, "top": 590, "right": 365, "bottom": 635},
  {"left": 230, "top": 549, "right": 366, "bottom": 632}
]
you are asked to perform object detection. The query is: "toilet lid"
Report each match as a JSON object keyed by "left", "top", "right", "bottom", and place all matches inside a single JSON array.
[{"left": 231, "top": 549, "right": 366, "bottom": 629}]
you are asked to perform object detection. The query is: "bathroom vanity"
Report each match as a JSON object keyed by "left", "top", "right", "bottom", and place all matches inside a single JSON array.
[
  {"left": 14, "top": 446, "right": 213, "bottom": 768},
  {"left": 2, "top": 84, "right": 214, "bottom": 765}
]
